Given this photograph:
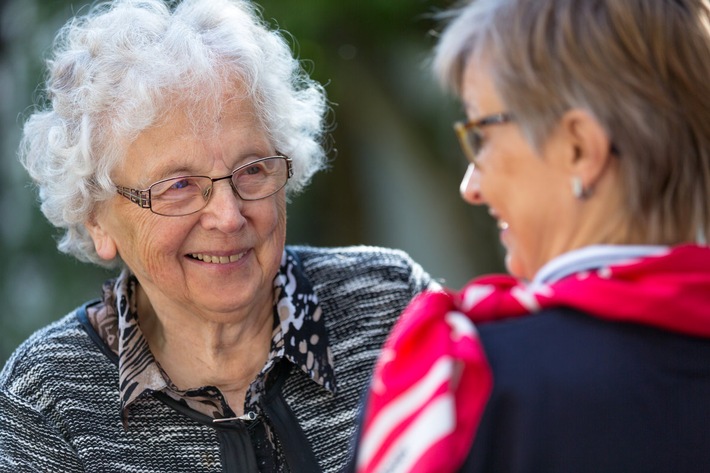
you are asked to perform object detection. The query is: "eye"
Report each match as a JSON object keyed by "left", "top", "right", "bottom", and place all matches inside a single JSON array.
[
  {"left": 236, "top": 160, "right": 274, "bottom": 180},
  {"left": 151, "top": 176, "right": 205, "bottom": 199},
  {"left": 243, "top": 164, "right": 264, "bottom": 176},
  {"left": 170, "top": 178, "right": 192, "bottom": 190},
  {"left": 469, "top": 128, "right": 485, "bottom": 155},
  {"left": 164, "top": 177, "right": 203, "bottom": 193}
]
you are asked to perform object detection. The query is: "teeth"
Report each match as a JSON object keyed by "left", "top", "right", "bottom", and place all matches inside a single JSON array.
[{"left": 190, "top": 251, "right": 246, "bottom": 264}]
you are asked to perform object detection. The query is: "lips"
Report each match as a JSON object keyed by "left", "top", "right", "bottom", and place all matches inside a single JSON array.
[{"left": 189, "top": 251, "right": 247, "bottom": 264}]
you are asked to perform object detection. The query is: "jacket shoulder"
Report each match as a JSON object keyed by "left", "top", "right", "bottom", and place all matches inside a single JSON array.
[
  {"left": 288, "top": 244, "right": 432, "bottom": 291},
  {"left": 1, "top": 309, "right": 109, "bottom": 401}
]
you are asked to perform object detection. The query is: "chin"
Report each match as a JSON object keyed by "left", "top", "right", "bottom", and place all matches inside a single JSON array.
[{"left": 504, "top": 252, "right": 529, "bottom": 281}]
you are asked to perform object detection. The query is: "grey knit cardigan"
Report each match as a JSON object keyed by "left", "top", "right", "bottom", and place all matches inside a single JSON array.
[{"left": 0, "top": 246, "right": 432, "bottom": 473}]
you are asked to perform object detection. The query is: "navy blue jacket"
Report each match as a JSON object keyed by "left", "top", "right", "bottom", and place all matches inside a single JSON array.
[{"left": 462, "top": 307, "right": 710, "bottom": 473}]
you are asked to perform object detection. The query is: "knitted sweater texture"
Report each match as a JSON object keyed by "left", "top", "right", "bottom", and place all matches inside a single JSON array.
[{"left": 0, "top": 246, "right": 431, "bottom": 473}]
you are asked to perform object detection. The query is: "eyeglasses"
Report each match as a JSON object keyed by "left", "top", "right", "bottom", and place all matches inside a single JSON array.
[
  {"left": 453, "top": 112, "right": 513, "bottom": 163},
  {"left": 115, "top": 155, "right": 293, "bottom": 217}
]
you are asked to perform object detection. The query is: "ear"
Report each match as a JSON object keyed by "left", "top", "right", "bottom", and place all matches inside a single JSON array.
[
  {"left": 558, "top": 109, "right": 614, "bottom": 190},
  {"left": 85, "top": 214, "right": 118, "bottom": 261}
]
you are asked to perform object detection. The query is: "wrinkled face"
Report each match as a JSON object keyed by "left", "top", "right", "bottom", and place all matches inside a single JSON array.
[
  {"left": 87, "top": 95, "right": 286, "bottom": 321},
  {"left": 458, "top": 62, "right": 573, "bottom": 280}
]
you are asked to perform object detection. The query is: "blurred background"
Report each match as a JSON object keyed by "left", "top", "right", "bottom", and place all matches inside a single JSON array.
[{"left": 0, "top": 0, "right": 504, "bottom": 365}]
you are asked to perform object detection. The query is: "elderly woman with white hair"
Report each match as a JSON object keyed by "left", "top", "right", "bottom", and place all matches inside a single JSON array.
[
  {"left": 0, "top": 1, "right": 432, "bottom": 471},
  {"left": 353, "top": 0, "right": 710, "bottom": 472}
]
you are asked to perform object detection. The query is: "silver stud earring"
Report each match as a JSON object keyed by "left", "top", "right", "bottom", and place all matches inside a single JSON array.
[{"left": 571, "top": 176, "right": 585, "bottom": 199}]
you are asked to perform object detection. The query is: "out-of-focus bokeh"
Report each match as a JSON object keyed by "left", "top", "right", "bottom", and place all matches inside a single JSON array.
[{"left": 0, "top": 0, "right": 504, "bottom": 364}]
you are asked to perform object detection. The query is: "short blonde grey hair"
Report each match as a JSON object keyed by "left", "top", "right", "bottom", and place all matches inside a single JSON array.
[
  {"left": 434, "top": 0, "right": 710, "bottom": 244},
  {"left": 20, "top": 0, "right": 329, "bottom": 267}
]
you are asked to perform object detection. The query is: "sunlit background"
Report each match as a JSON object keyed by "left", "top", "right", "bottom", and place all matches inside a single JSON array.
[{"left": 0, "top": 0, "right": 504, "bottom": 364}]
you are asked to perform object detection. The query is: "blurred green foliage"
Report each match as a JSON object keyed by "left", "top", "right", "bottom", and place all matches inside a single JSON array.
[{"left": 0, "top": 0, "right": 504, "bottom": 365}]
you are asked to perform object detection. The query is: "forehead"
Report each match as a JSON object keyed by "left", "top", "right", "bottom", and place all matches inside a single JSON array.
[
  {"left": 460, "top": 59, "right": 504, "bottom": 117},
  {"left": 117, "top": 93, "right": 270, "bottom": 185}
]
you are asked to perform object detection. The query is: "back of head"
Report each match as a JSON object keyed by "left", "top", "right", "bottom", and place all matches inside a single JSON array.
[
  {"left": 435, "top": 0, "right": 710, "bottom": 244},
  {"left": 19, "top": 0, "right": 328, "bottom": 267}
]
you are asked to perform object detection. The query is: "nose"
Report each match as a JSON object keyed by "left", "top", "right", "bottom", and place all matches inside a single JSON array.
[
  {"left": 199, "top": 179, "right": 246, "bottom": 233},
  {"left": 460, "top": 163, "right": 483, "bottom": 205}
]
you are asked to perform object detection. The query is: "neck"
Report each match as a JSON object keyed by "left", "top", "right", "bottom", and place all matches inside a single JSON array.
[
  {"left": 530, "top": 173, "right": 634, "bottom": 281},
  {"left": 136, "top": 286, "right": 274, "bottom": 414}
]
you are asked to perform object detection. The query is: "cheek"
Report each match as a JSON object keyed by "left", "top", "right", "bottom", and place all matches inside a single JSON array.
[
  {"left": 256, "top": 194, "right": 287, "bottom": 238},
  {"left": 502, "top": 195, "right": 547, "bottom": 280},
  {"left": 118, "top": 217, "right": 186, "bottom": 273},
  {"left": 262, "top": 198, "right": 288, "bottom": 269},
  {"left": 276, "top": 200, "right": 287, "bottom": 235},
  {"left": 143, "top": 230, "right": 184, "bottom": 259}
]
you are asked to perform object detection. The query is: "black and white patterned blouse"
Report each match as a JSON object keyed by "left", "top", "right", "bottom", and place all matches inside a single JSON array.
[{"left": 87, "top": 249, "right": 337, "bottom": 471}]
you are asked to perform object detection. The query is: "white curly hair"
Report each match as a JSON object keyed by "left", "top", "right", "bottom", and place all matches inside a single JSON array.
[{"left": 20, "top": 0, "right": 329, "bottom": 267}]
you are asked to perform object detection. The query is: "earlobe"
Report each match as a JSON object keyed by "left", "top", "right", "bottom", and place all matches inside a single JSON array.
[
  {"left": 85, "top": 217, "right": 118, "bottom": 261},
  {"left": 561, "top": 109, "right": 613, "bottom": 189}
]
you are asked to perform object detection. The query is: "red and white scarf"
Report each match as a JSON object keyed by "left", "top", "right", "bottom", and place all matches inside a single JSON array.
[{"left": 355, "top": 244, "right": 710, "bottom": 473}]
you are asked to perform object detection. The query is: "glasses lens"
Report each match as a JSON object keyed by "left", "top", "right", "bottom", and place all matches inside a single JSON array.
[
  {"left": 455, "top": 122, "right": 482, "bottom": 163},
  {"left": 232, "top": 157, "right": 288, "bottom": 200},
  {"left": 467, "top": 128, "right": 484, "bottom": 157},
  {"left": 150, "top": 176, "right": 212, "bottom": 216}
]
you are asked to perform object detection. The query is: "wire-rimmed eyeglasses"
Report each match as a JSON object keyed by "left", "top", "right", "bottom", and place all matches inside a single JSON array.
[
  {"left": 453, "top": 112, "right": 513, "bottom": 163},
  {"left": 115, "top": 155, "right": 293, "bottom": 217}
]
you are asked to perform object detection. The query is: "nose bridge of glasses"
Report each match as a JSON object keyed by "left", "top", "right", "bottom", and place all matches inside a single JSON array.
[
  {"left": 204, "top": 173, "right": 240, "bottom": 199},
  {"left": 196, "top": 175, "right": 236, "bottom": 207}
]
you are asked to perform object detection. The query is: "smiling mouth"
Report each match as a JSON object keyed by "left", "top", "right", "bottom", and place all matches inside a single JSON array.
[
  {"left": 189, "top": 251, "right": 247, "bottom": 264},
  {"left": 488, "top": 208, "right": 509, "bottom": 231}
]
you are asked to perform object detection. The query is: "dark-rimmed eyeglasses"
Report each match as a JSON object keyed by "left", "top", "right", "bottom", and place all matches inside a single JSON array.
[
  {"left": 453, "top": 112, "right": 513, "bottom": 163},
  {"left": 115, "top": 155, "right": 293, "bottom": 217}
]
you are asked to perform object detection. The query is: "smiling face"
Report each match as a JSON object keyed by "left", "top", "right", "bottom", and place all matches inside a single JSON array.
[
  {"left": 86, "top": 94, "right": 286, "bottom": 322},
  {"left": 458, "top": 61, "right": 578, "bottom": 280}
]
